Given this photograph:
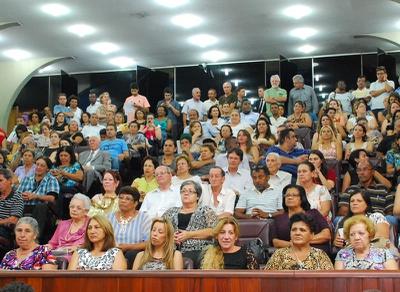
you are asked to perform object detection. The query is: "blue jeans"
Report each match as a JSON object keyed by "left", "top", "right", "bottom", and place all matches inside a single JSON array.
[
  {"left": 110, "top": 157, "right": 121, "bottom": 171},
  {"left": 386, "top": 215, "right": 399, "bottom": 229}
]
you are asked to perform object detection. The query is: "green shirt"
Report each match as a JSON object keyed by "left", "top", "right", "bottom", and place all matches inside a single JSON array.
[{"left": 264, "top": 87, "right": 287, "bottom": 116}]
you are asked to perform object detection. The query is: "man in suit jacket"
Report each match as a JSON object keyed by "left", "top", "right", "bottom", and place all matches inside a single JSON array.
[
  {"left": 78, "top": 136, "right": 111, "bottom": 192},
  {"left": 254, "top": 85, "right": 267, "bottom": 114}
]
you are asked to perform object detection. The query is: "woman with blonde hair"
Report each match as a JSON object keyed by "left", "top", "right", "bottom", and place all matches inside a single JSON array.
[
  {"left": 201, "top": 217, "right": 259, "bottom": 270},
  {"left": 132, "top": 217, "right": 183, "bottom": 270},
  {"left": 312, "top": 125, "right": 342, "bottom": 160}
]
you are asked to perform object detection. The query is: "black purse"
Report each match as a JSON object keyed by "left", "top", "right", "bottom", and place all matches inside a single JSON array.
[{"left": 244, "top": 237, "right": 268, "bottom": 264}]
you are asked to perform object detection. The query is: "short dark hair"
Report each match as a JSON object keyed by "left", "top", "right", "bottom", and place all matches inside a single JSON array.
[
  {"left": 376, "top": 66, "right": 386, "bottom": 73},
  {"left": 289, "top": 212, "right": 317, "bottom": 234},
  {"left": 119, "top": 186, "right": 140, "bottom": 202},
  {"left": 227, "top": 147, "right": 243, "bottom": 161},
  {"left": 279, "top": 128, "right": 294, "bottom": 145},
  {"left": 163, "top": 87, "right": 173, "bottom": 94},
  {"left": 210, "top": 166, "right": 225, "bottom": 177},
  {"left": 251, "top": 164, "right": 270, "bottom": 176},
  {"left": 37, "top": 157, "right": 53, "bottom": 170},
  {"left": 106, "top": 123, "right": 117, "bottom": 131},
  {"left": 142, "top": 155, "right": 159, "bottom": 169},
  {"left": 0, "top": 281, "right": 35, "bottom": 292},
  {"left": 68, "top": 94, "right": 80, "bottom": 104},
  {"left": 0, "top": 168, "right": 12, "bottom": 179},
  {"left": 130, "top": 82, "right": 139, "bottom": 90}
]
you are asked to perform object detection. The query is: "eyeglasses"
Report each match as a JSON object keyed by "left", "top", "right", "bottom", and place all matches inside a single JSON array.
[
  {"left": 180, "top": 189, "right": 197, "bottom": 195},
  {"left": 155, "top": 170, "right": 169, "bottom": 177},
  {"left": 283, "top": 194, "right": 300, "bottom": 198},
  {"left": 69, "top": 205, "right": 85, "bottom": 211},
  {"left": 251, "top": 164, "right": 266, "bottom": 170},
  {"left": 356, "top": 168, "right": 372, "bottom": 173},
  {"left": 118, "top": 195, "right": 135, "bottom": 202}
]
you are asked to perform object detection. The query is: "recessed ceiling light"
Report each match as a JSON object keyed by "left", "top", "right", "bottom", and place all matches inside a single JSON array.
[
  {"left": 188, "top": 34, "right": 217, "bottom": 48},
  {"left": 110, "top": 57, "right": 136, "bottom": 68},
  {"left": 3, "top": 49, "right": 31, "bottom": 60},
  {"left": 41, "top": 4, "right": 69, "bottom": 17},
  {"left": 231, "top": 79, "right": 241, "bottom": 87},
  {"left": 172, "top": 14, "right": 202, "bottom": 29},
  {"left": 68, "top": 24, "right": 95, "bottom": 37},
  {"left": 156, "top": 0, "right": 187, "bottom": 8},
  {"left": 91, "top": 42, "right": 119, "bottom": 55},
  {"left": 298, "top": 45, "right": 315, "bottom": 53},
  {"left": 283, "top": 5, "right": 311, "bottom": 19},
  {"left": 203, "top": 50, "right": 226, "bottom": 62},
  {"left": 221, "top": 68, "right": 232, "bottom": 76},
  {"left": 313, "top": 62, "right": 319, "bottom": 67},
  {"left": 290, "top": 28, "right": 316, "bottom": 40}
]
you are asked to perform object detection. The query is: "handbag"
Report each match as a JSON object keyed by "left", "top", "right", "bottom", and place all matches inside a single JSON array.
[{"left": 244, "top": 237, "right": 268, "bottom": 264}]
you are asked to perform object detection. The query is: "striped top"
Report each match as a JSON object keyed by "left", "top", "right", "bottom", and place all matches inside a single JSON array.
[
  {"left": 107, "top": 211, "right": 151, "bottom": 245},
  {"left": 0, "top": 190, "right": 24, "bottom": 220}
]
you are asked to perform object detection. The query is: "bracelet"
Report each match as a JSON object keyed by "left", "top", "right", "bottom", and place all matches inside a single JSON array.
[{"left": 37, "top": 194, "right": 41, "bottom": 200}]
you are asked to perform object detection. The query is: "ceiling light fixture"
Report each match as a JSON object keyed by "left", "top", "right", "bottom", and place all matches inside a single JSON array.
[
  {"left": 110, "top": 57, "right": 136, "bottom": 68},
  {"left": 221, "top": 68, "right": 232, "bottom": 76},
  {"left": 283, "top": 5, "right": 311, "bottom": 19},
  {"left": 172, "top": 14, "right": 202, "bottom": 29},
  {"left": 91, "top": 42, "right": 119, "bottom": 54},
  {"left": 156, "top": 0, "right": 188, "bottom": 8},
  {"left": 290, "top": 28, "right": 316, "bottom": 40},
  {"left": 298, "top": 45, "right": 315, "bottom": 53},
  {"left": 68, "top": 24, "right": 95, "bottom": 37},
  {"left": 41, "top": 4, "right": 69, "bottom": 17},
  {"left": 3, "top": 49, "right": 31, "bottom": 60},
  {"left": 188, "top": 34, "right": 217, "bottom": 48},
  {"left": 203, "top": 50, "right": 226, "bottom": 62},
  {"left": 231, "top": 79, "right": 241, "bottom": 87}
]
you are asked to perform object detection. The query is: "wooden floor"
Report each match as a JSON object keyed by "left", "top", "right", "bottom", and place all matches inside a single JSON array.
[{"left": 0, "top": 270, "right": 399, "bottom": 292}]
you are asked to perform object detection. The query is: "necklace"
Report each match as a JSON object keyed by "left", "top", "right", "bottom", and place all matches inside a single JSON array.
[
  {"left": 162, "top": 155, "right": 173, "bottom": 166},
  {"left": 291, "top": 246, "right": 310, "bottom": 270},
  {"left": 91, "top": 194, "right": 117, "bottom": 210},
  {"left": 119, "top": 211, "right": 136, "bottom": 232}
]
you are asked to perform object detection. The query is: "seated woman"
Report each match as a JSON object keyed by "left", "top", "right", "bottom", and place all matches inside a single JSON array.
[
  {"left": 385, "top": 131, "right": 400, "bottom": 175},
  {"left": 88, "top": 170, "right": 121, "bottom": 217},
  {"left": 171, "top": 155, "right": 202, "bottom": 186},
  {"left": 346, "top": 100, "right": 378, "bottom": 133},
  {"left": 215, "top": 125, "right": 233, "bottom": 154},
  {"left": 28, "top": 112, "right": 42, "bottom": 135},
  {"left": 46, "top": 193, "right": 90, "bottom": 259},
  {"left": 201, "top": 216, "right": 259, "bottom": 270},
  {"left": 229, "top": 109, "right": 253, "bottom": 136},
  {"left": 252, "top": 117, "right": 276, "bottom": 160},
  {"left": 341, "top": 149, "right": 391, "bottom": 192},
  {"left": 219, "top": 103, "right": 231, "bottom": 124},
  {"left": 115, "top": 112, "right": 129, "bottom": 134},
  {"left": 188, "top": 121, "right": 206, "bottom": 153},
  {"left": 132, "top": 217, "right": 183, "bottom": 270},
  {"left": 312, "top": 114, "right": 343, "bottom": 147},
  {"left": 378, "top": 92, "right": 400, "bottom": 124},
  {"left": 272, "top": 184, "right": 331, "bottom": 255},
  {"left": 107, "top": 186, "right": 152, "bottom": 269},
  {"left": 42, "top": 131, "right": 61, "bottom": 162},
  {"left": 131, "top": 156, "right": 159, "bottom": 204},
  {"left": 162, "top": 180, "right": 218, "bottom": 269},
  {"left": 158, "top": 138, "right": 177, "bottom": 168},
  {"left": 124, "top": 121, "right": 150, "bottom": 157},
  {"left": 207, "top": 105, "right": 225, "bottom": 130},
  {"left": 12, "top": 149, "right": 36, "bottom": 186},
  {"left": 34, "top": 122, "right": 51, "bottom": 147},
  {"left": 190, "top": 144, "right": 216, "bottom": 178},
  {"left": 335, "top": 215, "right": 397, "bottom": 270},
  {"left": 1, "top": 217, "right": 57, "bottom": 270},
  {"left": 311, "top": 125, "right": 342, "bottom": 161},
  {"left": 308, "top": 150, "right": 335, "bottom": 192},
  {"left": 345, "top": 124, "right": 373, "bottom": 160},
  {"left": 154, "top": 105, "right": 172, "bottom": 141},
  {"left": 297, "top": 162, "right": 332, "bottom": 220},
  {"left": 80, "top": 112, "right": 91, "bottom": 129},
  {"left": 53, "top": 112, "right": 68, "bottom": 134},
  {"left": 142, "top": 113, "right": 162, "bottom": 156},
  {"left": 319, "top": 99, "right": 348, "bottom": 134},
  {"left": 68, "top": 215, "right": 127, "bottom": 270},
  {"left": 51, "top": 146, "right": 84, "bottom": 220},
  {"left": 265, "top": 213, "right": 333, "bottom": 270},
  {"left": 238, "top": 129, "right": 259, "bottom": 164},
  {"left": 380, "top": 101, "right": 400, "bottom": 136},
  {"left": 134, "top": 108, "right": 147, "bottom": 128},
  {"left": 334, "top": 189, "right": 399, "bottom": 259},
  {"left": 356, "top": 117, "right": 382, "bottom": 150},
  {"left": 287, "top": 101, "right": 312, "bottom": 129}
]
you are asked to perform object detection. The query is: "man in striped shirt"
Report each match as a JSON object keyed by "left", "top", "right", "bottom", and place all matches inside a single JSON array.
[{"left": 0, "top": 169, "right": 24, "bottom": 245}]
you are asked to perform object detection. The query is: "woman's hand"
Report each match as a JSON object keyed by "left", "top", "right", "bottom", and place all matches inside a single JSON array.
[
  {"left": 174, "top": 229, "right": 188, "bottom": 244},
  {"left": 333, "top": 232, "right": 345, "bottom": 248},
  {"left": 63, "top": 246, "right": 78, "bottom": 253}
]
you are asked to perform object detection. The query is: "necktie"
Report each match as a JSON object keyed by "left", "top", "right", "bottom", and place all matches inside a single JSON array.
[
  {"left": 259, "top": 100, "right": 265, "bottom": 113},
  {"left": 85, "top": 151, "right": 94, "bottom": 165}
]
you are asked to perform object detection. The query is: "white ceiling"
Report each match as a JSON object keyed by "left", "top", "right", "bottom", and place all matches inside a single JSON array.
[{"left": 1, "top": 0, "right": 400, "bottom": 75}]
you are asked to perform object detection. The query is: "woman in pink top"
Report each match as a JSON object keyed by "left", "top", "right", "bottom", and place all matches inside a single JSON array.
[{"left": 46, "top": 193, "right": 90, "bottom": 259}]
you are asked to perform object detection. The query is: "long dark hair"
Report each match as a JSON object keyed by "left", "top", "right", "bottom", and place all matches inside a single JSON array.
[
  {"left": 338, "top": 188, "right": 373, "bottom": 227},
  {"left": 282, "top": 184, "right": 310, "bottom": 212},
  {"left": 309, "top": 150, "right": 329, "bottom": 178},
  {"left": 55, "top": 146, "right": 77, "bottom": 166},
  {"left": 254, "top": 117, "right": 275, "bottom": 142}
]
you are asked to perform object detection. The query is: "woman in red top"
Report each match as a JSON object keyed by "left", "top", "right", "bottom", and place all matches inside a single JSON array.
[{"left": 308, "top": 150, "right": 335, "bottom": 192}]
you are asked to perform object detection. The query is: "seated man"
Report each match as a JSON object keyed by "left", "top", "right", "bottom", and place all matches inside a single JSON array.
[
  {"left": 17, "top": 157, "right": 60, "bottom": 242},
  {"left": 183, "top": 109, "right": 219, "bottom": 138},
  {"left": 0, "top": 169, "right": 24, "bottom": 247},
  {"left": 265, "top": 152, "right": 292, "bottom": 191},
  {"left": 222, "top": 147, "right": 254, "bottom": 196},
  {"left": 215, "top": 136, "right": 250, "bottom": 171},
  {"left": 190, "top": 144, "right": 216, "bottom": 178},
  {"left": 199, "top": 166, "right": 236, "bottom": 218},
  {"left": 78, "top": 136, "right": 111, "bottom": 194},
  {"left": 264, "top": 128, "right": 310, "bottom": 182},
  {"left": 338, "top": 160, "right": 396, "bottom": 228},
  {"left": 234, "top": 164, "right": 284, "bottom": 221},
  {"left": 99, "top": 124, "right": 129, "bottom": 171}
]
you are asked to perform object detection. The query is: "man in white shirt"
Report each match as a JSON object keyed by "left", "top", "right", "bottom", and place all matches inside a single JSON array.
[
  {"left": 182, "top": 88, "right": 207, "bottom": 128},
  {"left": 269, "top": 103, "right": 286, "bottom": 136},
  {"left": 82, "top": 113, "right": 105, "bottom": 139},
  {"left": 240, "top": 99, "right": 259, "bottom": 129},
  {"left": 199, "top": 166, "right": 236, "bottom": 218},
  {"left": 265, "top": 153, "right": 292, "bottom": 191},
  {"left": 222, "top": 148, "right": 254, "bottom": 196},
  {"left": 86, "top": 92, "right": 101, "bottom": 115},
  {"left": 369, "top": 66, "right": 394, "bottom": 118},
  {"left": 215, "top": 137, "right": 250, "bottom": 171},
  {"left": 352, "top": 76, "right": 370, "bottom": 104},
  {"left": 203, "top": 88, "right": 219, "bottom": 112},
  {"left": 140, "top": 166, "right": 181, "bottom": 218}
]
